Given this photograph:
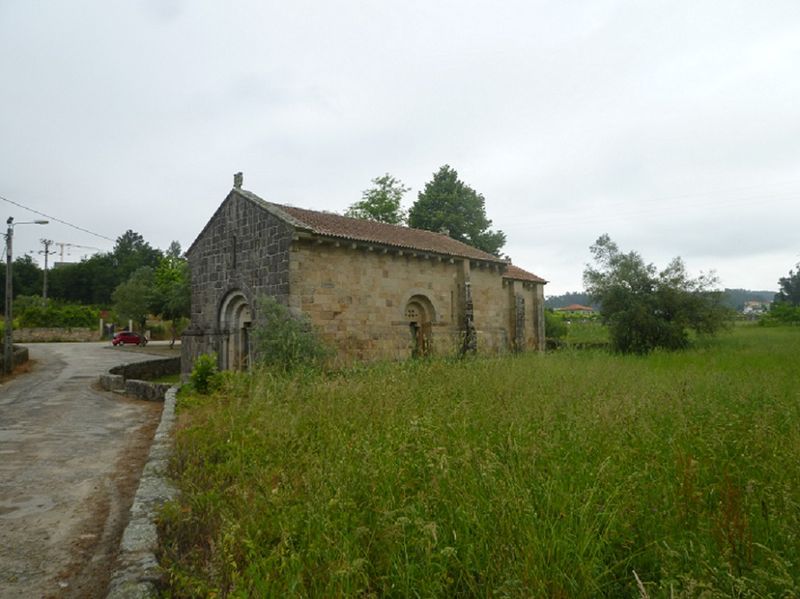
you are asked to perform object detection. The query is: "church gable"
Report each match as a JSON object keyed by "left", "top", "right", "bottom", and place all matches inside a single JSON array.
[{"left": 184, "top": 189, "right": 295, "bottom": 335}]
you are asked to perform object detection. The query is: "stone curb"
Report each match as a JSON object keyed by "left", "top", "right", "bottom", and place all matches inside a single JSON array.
[{"left": 106, "top": 386, "right": 178, "bottom": 598}]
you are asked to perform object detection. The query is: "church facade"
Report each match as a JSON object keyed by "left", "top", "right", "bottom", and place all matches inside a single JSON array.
[{"left": 181, "top": 181, "right": 547, "bottom": 373}]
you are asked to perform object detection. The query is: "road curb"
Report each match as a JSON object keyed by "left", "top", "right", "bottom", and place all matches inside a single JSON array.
[{"left": 106, "top": 386, "right": 178, "bottom": 598}]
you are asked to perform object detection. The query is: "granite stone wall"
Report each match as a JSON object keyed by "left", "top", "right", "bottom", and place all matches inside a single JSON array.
[
  {"left": 110, "top": 357, "right": 181, "bottom": 381},
  {"left": 182, "top": 191, "right": 294, "bottom": 371},
  {"left": 100, "top": 357, "right": 180, "bottom": 401},
  {"left": 289, "top": 241, "right": 467, "bottom": 364},
  {"left": 14, "top": 327, "right": 100, "bottom": 342},
  {"left": 469, "top": 266, "right": 514, "bottom": 353}
]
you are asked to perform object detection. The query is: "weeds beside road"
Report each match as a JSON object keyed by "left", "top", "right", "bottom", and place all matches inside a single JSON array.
[{"left": 161, "top": 326, "right": 800, "bottom": 597}]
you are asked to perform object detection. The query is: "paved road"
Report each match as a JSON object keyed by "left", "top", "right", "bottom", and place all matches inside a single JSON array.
[{"left": 0, "top": 343, "right": 169, "bottom": 598}]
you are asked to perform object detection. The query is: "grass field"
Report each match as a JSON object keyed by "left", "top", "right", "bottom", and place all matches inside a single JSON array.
[
  {"left": 160, "top": 326, "right": 800, "bottom": 597},
  {"left": 564, "top": 319, "right": 609, "bottom": 347}
]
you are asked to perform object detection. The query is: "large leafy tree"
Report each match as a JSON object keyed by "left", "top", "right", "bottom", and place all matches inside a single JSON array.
[
  {"left": 151, "top": 243, "right": 191, "bottom": 347},
  {"left": 408, "top": 165, "right": 506, "bottom": 255},
  {"left": 583, "top": 234, "right": 729, "bottom": 353},
  {"left": 345, "top": 174, "right": 409, "bottom": 225},
  {"left": 113, "top": 230, "right": 162, "bottom": 282},
  {"left": 774, "top": 262, "right": 800, "bottom": 306},
  {"left": 112, "top": 266, "right": 155, "bottom": 332},
  {"left": 48, "top": 254, "right": 117, "bottom": 305},
  {"left": 47, "top": 230, "right": 161, "bottom": 305}
]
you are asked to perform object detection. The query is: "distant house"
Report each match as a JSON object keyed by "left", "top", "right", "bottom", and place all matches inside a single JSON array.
[
  {"left": 742, "top": 300, "right": 770, "bottom": 315},
  {"left": 554, "top": 303, "right": 595, "bottom": 316},
  {"left": 182, "top": 176, "right": 548, "bottom": 372}
]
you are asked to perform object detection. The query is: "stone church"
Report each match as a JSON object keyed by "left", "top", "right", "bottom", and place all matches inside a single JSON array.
[{"left": 181, "top": 176, "right": 547, "bottom": 372}]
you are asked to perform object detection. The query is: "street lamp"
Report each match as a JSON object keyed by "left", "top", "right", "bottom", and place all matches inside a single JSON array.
[{"left": 4, "top": 217, "right": 48, "bottom": 375}]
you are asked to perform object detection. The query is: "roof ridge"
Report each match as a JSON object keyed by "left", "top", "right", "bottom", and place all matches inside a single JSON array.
[
  {"left": 272, "top": 201, "right": 449, "bottom": 236},
  {"left": 272, "top": 200, "right": 506, "bottom": 263},
  {"left": 190, "top": 187, "right": 546, "bottom": 284}
]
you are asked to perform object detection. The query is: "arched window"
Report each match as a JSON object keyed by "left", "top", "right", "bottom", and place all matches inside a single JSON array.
[{"left": 404, "top": 295, "right": 435, "bottom": 357}]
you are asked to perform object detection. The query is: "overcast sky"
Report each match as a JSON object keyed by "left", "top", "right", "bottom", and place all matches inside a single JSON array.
[{"left": 2, "top": 1, "right": 798, "bottom": 295}]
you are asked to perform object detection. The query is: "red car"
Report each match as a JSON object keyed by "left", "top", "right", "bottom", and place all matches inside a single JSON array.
[{"left": 112, "top": 331, "right": 148, "bottom": 346}]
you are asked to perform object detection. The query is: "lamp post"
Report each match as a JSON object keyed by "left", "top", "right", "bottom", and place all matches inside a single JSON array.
[{"left": 4, "top": 217, "right": 48, "bottom": 375}]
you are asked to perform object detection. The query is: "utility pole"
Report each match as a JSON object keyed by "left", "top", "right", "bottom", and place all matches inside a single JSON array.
[
  {"left": 3, "top": 217, "right": 48, "bottom": 375},
  {"left": 40, "top": 238, "right": 54, "bottom": 301},
  {"left": 4, "top": 218, "right": 12, "bottom": 375}
]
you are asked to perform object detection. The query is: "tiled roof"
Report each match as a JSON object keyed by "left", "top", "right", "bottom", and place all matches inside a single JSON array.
[
  {"left": 502, "top": 264, "right": 548, "bottom": 284},
  {"left": 266, "top": 198, "right": 506, "bottom": 263},
  {"left": 194, "top": 188, "right": 547, "bottom": 283},
  {"left": 555, "top": 304, "right": 594, "bottom": 311}
]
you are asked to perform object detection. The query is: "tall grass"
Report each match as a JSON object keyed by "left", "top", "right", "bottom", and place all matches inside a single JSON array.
[{"left": 160, "top": 326, "right": 800, "bottom": 597}]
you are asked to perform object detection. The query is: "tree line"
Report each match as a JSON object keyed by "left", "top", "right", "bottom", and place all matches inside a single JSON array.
[
  {"left": 345, "top": 165, "right": 506, "bottom": 256},
  {"left": 1, "top": 230, "right": 162, "bottom": 308},
  {"left": 545, "top": 288, "right": 777, "bottom": 312},
  {"left": 2, "top": 230, "right": 190, "bottom": 343}
]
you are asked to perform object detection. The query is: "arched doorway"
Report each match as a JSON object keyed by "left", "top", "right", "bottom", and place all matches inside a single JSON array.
[
  {"left": 405, "top": 295, "right": 434, "bottom": 357},
  {"left": 219, "top": 290, "right": 252, "bottom": 370}
]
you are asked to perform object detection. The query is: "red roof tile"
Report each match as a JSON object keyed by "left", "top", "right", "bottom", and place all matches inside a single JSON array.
[
  {"left": 271, "top": 201, "right": 505, "bottom": 263},
  {"left": 502, "top": 264, "right": 548, "bottom": 284},
  {"left": 190, "top": 189, "right": 547, "bottom": 283},
  {"left": 555, "top": 304, "right": 594, "bottom": 311}
]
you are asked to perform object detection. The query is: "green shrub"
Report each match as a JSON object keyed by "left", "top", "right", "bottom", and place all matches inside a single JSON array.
[
  {"left": 190, "top": 353, "right": 218, "bottom": 394},
  {"left": 584, "top": 235, "right": 730, "bottom": 353},
  {"left": 252, "top": 296, "right": 331, "bottom": 371},
  {"left": 13, "top": 295, "right": 100, "bottom": 328},
  {"left": 544, "top": 309, "right": 567, "bottom": 340},
  {"left": 760, "top": 302, "right": 800, "bottom": 326}
]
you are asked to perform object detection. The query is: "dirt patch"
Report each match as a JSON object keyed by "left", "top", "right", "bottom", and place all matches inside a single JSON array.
[
  {"left": 0, "top": 358, "right": 36, "bottom": 383},
  {"left": 52, "top": 401, "right": 162, "bottom": 598}
]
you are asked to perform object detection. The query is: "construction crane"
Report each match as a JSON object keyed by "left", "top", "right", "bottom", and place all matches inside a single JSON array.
[{"left": 54, "top": 242, "right": 104, "bottom": 262}]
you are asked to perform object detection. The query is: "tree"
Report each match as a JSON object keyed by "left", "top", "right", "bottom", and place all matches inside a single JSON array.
[
  {"left": 151, "top": 245, "right": 191, "bottom": 347},
  {"left": 46, "top": 230, "right": 161, "bottom": 305},
  {"left": 112, "top": 266, "right": 155, "bottom": 332},
  {"left": 112, "top": 230, "right": 162, "bottom": 283},
  {"left": 0, "top": 255, "right": 43, "bottom": 311},
  {"left": 165, "top": 240, "right": 183, "bottom": 260},
  {"left": 252, "top": 296, "right": 330, "bottom": 371},
  {"left": 13, "top": 295, "right": 98, "bottom": 328},
  {"left": 345, "top": 173, "right": 409, "bottom": 225},
  {"left": 48, "top": 254, "right": 117, "bottom": 305},
  {"left": 774, "top": 262, "right": 800, "bottom": 306},
  {"left": 583, "top": 234, "right": 729, "bottom": 353},
  {"left": 408, "top": 165, "right": 506, "bottom": 255}
]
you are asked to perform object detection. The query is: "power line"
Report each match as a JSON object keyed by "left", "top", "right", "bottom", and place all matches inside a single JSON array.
[{"left": 0, "top": 193, "right": 116, "bottom": 243}]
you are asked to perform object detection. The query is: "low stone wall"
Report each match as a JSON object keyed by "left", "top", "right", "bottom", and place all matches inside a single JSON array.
[
  {"left": 14, "top": 327, "right": 101, "bottom": 342},
  {"left": 100, "top": 357, "right": 181, "bottom": 402},
  {"left": 125, "top": 379, "right": 173, "bottom": 402},
  {"left": 110, "top": 357, "right": 181, "bottom": 381},
  {"left": 107, "top": 386, "right": 177, "bottom": 597},
  {"left": 0, "top": 345, "right": 30, "bottom": 372}
]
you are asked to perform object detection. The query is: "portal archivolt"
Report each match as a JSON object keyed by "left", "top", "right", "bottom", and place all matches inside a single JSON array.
[
  {"left": 405, "top": 294, "right": 435, "bottom": 357},
  {"left": 219, "top": 290, "right": 252, "bottom": 370}
]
